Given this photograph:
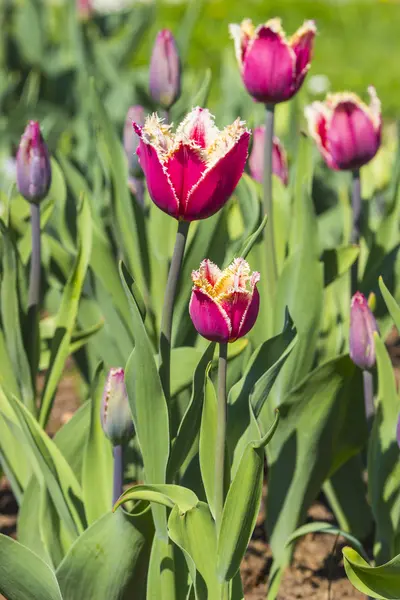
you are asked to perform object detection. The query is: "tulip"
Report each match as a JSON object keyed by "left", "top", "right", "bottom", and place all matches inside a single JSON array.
[
  {"left": 16, "top": 121, "right": 51, "bottom": 204},
  {"left": 149, "top": 29, "right": 181, "bottom": 110},
  {"left": 249, "top": 126, "right": 288, "bottom": 186},
  {"left": 101, "top": 368, "right": 133, "bottom": 446},
  {"left": 305, "top": 87, "right": 381, "bottom": 171},
  {"left": 349, "top": 292, "right": 378, "bottom": 370},
  {"left": 124, "top": 106, "right": 146, "bottom": 178},
  {"left": 133, "top": 107, "right": 250, "bottom": 221},
  {"left": 229, "top": 18, "right": 316, "bottom": 105},
  {"left": 189, "top": 258, "right": 260, "bottom": 343}
]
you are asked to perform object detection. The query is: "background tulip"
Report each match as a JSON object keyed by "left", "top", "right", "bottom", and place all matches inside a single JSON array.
[
  {"left": 134, "top": 107, "right": 250, "bottom": 221},
  {"left": 149, "top": 29, "right": 181, "bottom": 110},
  {"left": 101, "top": 368, "right": 133, "bottom": 447},
  {"left": 349, "top": 291, "right": 378, "bottom": 370},
  {"left": 229, "top": 18, "right": 316, "bottom": 105},
  {"left": 189, "top": 258, "right": 260, "bottom": 343},
  {"left": 305, "top": 86, "right": 381, "bottom": 171},
  {"left": 16, "top": 121, "right": 51, "bottom": 204},
  {"left": 124, "top": 105, "right": 146, "bottom": 178},
  {"left": 249, "top": 126, "right": 288, "bottom": 186}
]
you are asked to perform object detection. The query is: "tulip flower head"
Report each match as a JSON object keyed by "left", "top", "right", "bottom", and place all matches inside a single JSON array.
[
  {"left": 249, "top": 126, "right": 288, "bottom": 186},
  {"left": 349, "top": 291, "right": 379, "bottom": 370},
  {"left": 305, "top": 86, "right": 381, "bottom": 171},
  {"left": 149, "top": 29, "right": 181, "bottom": 110},
  {"left": 101, "top": 368, "right": 133, "bottom": 446},
  {"left": 133, "top": 107, "right": 250, "bottom": 221},
  {"left": 189, "top": 258, "right": 260, "bottom": 343},
  {"left": 16, "top": 121, "right": 51, "bottom": 204},
  {"left": 124, "top": 105, "right": 146, "bottom": 178},
  {"left": 229, "top": 18, "right": 316, "bottom": 105}
]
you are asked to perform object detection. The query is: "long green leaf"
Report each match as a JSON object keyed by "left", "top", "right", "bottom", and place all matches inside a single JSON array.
[
  {"left": 343, "top": 547, "right": 400, "bottom": 599},
  {"left": 199, "top": 370, "right": 218, "bottom": 519}
]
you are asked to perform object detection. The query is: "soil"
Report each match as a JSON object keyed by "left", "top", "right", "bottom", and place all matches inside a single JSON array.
[{"left": 0, "top": 356, "right": 374, "bottom": 599}]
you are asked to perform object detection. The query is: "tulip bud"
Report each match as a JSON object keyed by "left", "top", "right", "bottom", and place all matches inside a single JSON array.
[
  {"left": 349, "top": 291, "right": 379, "bottom": 370},
  {"left": 16, "top": 121, "right": 51, "bottom": 204},
  {"left": 123, "top": 106, "right": 146, "bottom": 178},
  {"left": 101, "top": 368, "right": 133, "bottom": 446},
  {"left": 249, "top": 127, "right": 288, "bottom": 186},
  {"left": 149, "top": 29, "right": 181, "bottom": 110}
]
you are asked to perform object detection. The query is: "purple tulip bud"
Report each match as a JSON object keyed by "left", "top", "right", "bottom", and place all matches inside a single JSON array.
[
  {"left": 397, "top": 413, "right": 400, "bottom": 450},
  {"left": 149, "top": 29, "right": 181, "bottom": 110},
  {"left": 123, "top": 106, "right": 146, "bottom": 177},
  {"left": 101, "top": 368, "right": 133, "bottom": 446},
  {"left": 16, "top": 121, "right": 51, "bottom": 204},
  {"left": 349, "top": 291, "right": 379, "bottom": 370}
]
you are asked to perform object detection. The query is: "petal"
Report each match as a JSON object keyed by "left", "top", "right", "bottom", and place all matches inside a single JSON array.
[
  {"left": 305, "top": 102, "right": 337, "bottom": 169},
  {"left": 165, "top": 142, "right": 206, "bottom": 209},
  {"left": 229, "top": 20, "right": 255, "bottom": 69},
  {"left": 189, "top": 289, "right": 231, "bottom": 343},
  {"left": 290, "top": 20, "right": 316, "bottom": 90},
  {"left": 272, "top": 136, "right": 289, "bottom": 186},
  {"left": 197, "top": 259, "right": 222, "bottom": 287},
  {"left": 248, "top": 126, "right": 265, "bottom": 183},
  {"left": 184, "top": 131, "right": 250, "bottom": 221},
  {"left": 237, "top": 286, "right": 260, "bottom": 340},
  {"left": 328, "top": 99, "right": 380, "bottom": 170},
  {"left": 136, "top": 137, "right": 179, "bottom": 217},
  {"left": 242, "top": 23, "right": 296, "bottom": 104},
  {"left": 176, "top": 107, "right": 218, "bottom": 149},
  {"left": 220, "top": 290, "right": 252, "bottom": 340}
]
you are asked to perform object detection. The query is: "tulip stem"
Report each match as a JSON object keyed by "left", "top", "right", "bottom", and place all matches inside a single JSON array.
[
  {"left": 159, "top": 220, "right": 190, "bottom": 401},
  {"left": 351, "top": 168, "right": 361, "bottom": 293},
  {"left": 263, "top": 104, "right": 278, "bottom": 297},
  {"left": 363, "top": 369, "right": 374, "bottom": 425},
  {"left": 27, "top": 202, "right": 41, "bottom": 396},
  {"left": 215, "top": 342, "right": 227, "bottom": 533},
  {"left": 112, "top": 444, "right": 123, "bottom": 507}
]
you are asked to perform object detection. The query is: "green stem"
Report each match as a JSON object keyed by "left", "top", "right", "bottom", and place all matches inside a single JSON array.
[
  {"left": 351, "top": 168, "right": 361, "bottom": 293},
  {"left": 27, "top": 202, "right": 41, "bottom": 396},
  {"left": 215, "top": 342, "right": 227, "bottom": 532},
  {"left": 263, "top": 103, "right": 278, "bottom": 296},
  {"left": 363, "top": 369, "right": 374, "bottom": 425},
  {"left": 112, "top": 445, "right": 123, "bottom": 507},
  {"left": 159, "top": 220, "right": 190, "bottom": 401}
]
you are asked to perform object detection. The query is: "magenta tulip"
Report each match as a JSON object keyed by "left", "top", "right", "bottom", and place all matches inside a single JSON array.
[
  {"left": 249, "top": 126, "right": 288, "bottom": 186},
  {"left": 229, "top": 18, "right": 316, "bottom": 105},
  {"left": 305, "top": 87, "right": 381, "bottom": 171},
  {"left": 349, "top": 291, "right": 378, "bottom": 370},
  {"left": 189, "top": 258, "right": 260, "bottom": 343},
  {"left": 101, "top": 368, "right": 133, "bottom": 446},
  {"left": 149, "top": 29, "right": 181, "bottom": 110},
  {"left": 16, "top": 121, "right": 51, "bottom": 204},
  {"left": 133, "top": 107, "right": 250, "bottom": 221}
]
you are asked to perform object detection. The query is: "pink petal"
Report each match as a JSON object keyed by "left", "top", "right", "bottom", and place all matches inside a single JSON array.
[
  {"left": 290, "top": 22, "right": 316, "bottom": 91},
  {"left": 328, "top": 102, "right": 380, "bottom": 170},
  {"left": 198, "top": 259, "right": 222, "bottom": 286},
  {"left": 189, "top": 289, "right": 231, "bottom": 343},
  {"left": 272, "top": 136, "right": 289, "bottom": 186},
  {"left": 184, "top": 131, "right": 250, "bottom": 221},
  {"left": 136, "top": 138, "right": 179, "bottom": 217},
  {"left": 220, "top": 290, "right": 251, "bottom": 340},
  {"left": 237, "top": 287, "right": 260, "bottom": 339},
  {"left": 249, "top": 127, "right": 288, "bottom": 186},
  {"left": 305, "top": 104, "right": 337, "bottom": 169},
  {"left": 165, "top": 143, "right": 206, "bottom": 212},
  {"left": 242, "top": 26, "right": 296, "bottom": 104}
]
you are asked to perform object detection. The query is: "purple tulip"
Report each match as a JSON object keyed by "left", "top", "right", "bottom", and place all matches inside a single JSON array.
[
  {"left": 229, "top": 18, "right": 316, "bottom": 105},
  {"left": 101, "top": 368, "right": 133, "bottom": 446},
  {"left": 133, "top": 107, "right": 250, "bottom": 221},
  {"left": 124, "top": 105, "right": 146, "bottom": 177},
  {"left": 249, "top": 126, "right": 288, "bottom": 186},
  {"left": 349, "top": 292, "right": 379, "bottom": 370},
  {"left": 16, "top": 121, "right": 51, "bottom": 204},
  {"left": 305, "top": 87, "right": 381, "bottom": 170},
  {"left": 149, "top": 29, "right": 181, "bottom": 110},
  {"left": 189, "top": 258, "right": 260, "bottom": 343}
]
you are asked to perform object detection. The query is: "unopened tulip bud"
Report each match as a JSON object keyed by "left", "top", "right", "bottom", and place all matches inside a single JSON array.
[
  {"left": 349, "top": 291, "right": 379, "bottom": 370},
  {"left": 249, "top": 127, "right": 288, "bottom": 186},
  {"left": 16, "top": 121, "right": 51, "bottom": 204},
  {"left": 124, "top": 106, "right": 146, "bottom": 177},
  {"left": 101, "top": 368, "right": 133, "bottom": 446},
  {"left": 149, "top": 29, "right": 181, "bottom": 109}
]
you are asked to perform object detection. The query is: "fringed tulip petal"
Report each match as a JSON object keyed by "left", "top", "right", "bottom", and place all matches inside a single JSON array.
[
  {"left": 165, "top": 143, "right": 206, "bottom": 212},
  {"left": 237, "top": 286, "right": 260, "bottom": 339},
  {"left": 189, "top": 289, "right": 231, "bottom": 343},
  {"left": 291, "top": 21, "right": 317, "bottom": 87}
]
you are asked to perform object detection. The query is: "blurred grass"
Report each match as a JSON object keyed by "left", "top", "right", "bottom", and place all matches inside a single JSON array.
[{"left": 138, "top": 0, "right": 400, "bottom": 116}]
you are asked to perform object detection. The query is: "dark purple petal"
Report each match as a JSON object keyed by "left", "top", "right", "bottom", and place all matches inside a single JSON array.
[
  {"left": 189, "top": 289, "right": 231, "bottom": 343},
  {"left": 236, "top": 286, "right": 260, "bottom": 339}
]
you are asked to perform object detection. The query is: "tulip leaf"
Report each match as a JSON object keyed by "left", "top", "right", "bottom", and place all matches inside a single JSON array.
[
  {"left": 343, "top": 547, "right": 400, "bottom": 599},
  {"left": 236, "top": 214, "right": 268, "bottom": 262},
  {"left": 53, "top": 401, "right": 91, "bottom": 482},
  {"left": 217, "top": 411, "right": 279, "bottom": 582},
  {"left": 199, "top": 369, "right": 218, "bottom": 519},
  {"left": 82, "top": 362, "right": 113, "bottom": 525},
  {"left": 168, "top": 342, "right": 215, "bottom": 480},
  {"left": 0, "top": 534, "right": 63, "bottom": 600},
  {"left": 120, "top": 261, "right": 170, "bottom": 539},
  {"left": 321, "top": 245, "right": 360, "bottom": 287},
  {"left": 39, "top": 194, "right": 92, "bottom": 427},
  {"left": 379, "top": 276, "right": 400, "bottom": 332},
  {"left": 286, "top": 521, "right": 369, "bottom": 562},
  {"left": 113, "top": 483, "right": 198, "bottom": 513},
  {"left": 56, "top": 509, "right": 154, "bottom": 600},
  {"left": 368, "top": 333, "right": 400, "bottom": 562}
]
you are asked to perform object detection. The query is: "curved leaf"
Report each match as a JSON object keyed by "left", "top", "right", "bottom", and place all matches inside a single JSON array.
[
  {"left": 343, "top": 547, "right": 400, "bottom": 599},
  {"left": 114, "top": 483, "right": 198, "bottom": 513}
]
